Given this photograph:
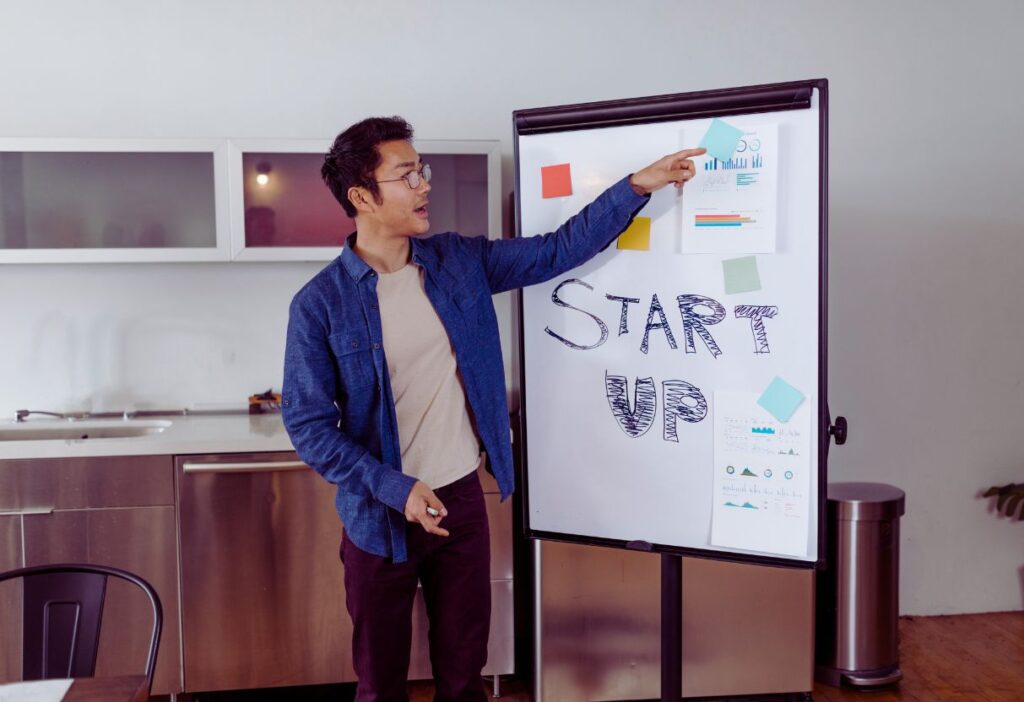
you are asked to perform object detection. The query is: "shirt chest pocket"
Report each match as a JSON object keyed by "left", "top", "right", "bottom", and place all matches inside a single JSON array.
[{"left": 329, "top": 331, "right": 377, "bottom": 392}]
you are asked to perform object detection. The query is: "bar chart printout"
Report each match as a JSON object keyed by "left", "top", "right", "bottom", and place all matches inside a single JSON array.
[
  {"left": 710, "top": 390, "right": 811, "bottom": 557},
  {"left": 682, "top": 123, "right": 779, "bottom": 254}
]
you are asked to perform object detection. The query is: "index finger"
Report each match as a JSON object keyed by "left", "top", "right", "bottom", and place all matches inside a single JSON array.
[{"left": 672, "top": 147, "right": 707, "bottom": 159}]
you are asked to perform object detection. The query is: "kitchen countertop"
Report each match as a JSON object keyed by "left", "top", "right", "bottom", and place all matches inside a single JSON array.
[{"left": 0, "top": 413, "right": 295, "bottom": 460}]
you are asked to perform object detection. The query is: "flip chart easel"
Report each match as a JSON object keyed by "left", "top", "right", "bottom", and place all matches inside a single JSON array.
[{"left": 514, "top": 79, "right": 848, "bottom": 700}]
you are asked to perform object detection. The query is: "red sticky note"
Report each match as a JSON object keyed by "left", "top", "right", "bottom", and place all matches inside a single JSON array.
[{"left": 541, "top": 163, "right": 573, "bottom": 198}]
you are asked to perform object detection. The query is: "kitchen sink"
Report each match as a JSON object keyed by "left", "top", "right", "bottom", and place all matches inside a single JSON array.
[{"left": 0, "top": 419, "right": 172, "bottom": 441}]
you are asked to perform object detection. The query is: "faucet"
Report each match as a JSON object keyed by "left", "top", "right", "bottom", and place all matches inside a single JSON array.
[{"left": 15, "top": 409, "right": 72, "bottom": 422}]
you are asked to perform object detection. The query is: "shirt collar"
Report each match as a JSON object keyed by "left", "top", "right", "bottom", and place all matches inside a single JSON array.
[
  {"left": 339, "top": 232, "right": 373, "bottom": 281},
  {"left": 410, "top": 235, "right": 435, "bottom": 267},
  {"left": 340, "top": 231, "right": 435, "bottom": 281}
]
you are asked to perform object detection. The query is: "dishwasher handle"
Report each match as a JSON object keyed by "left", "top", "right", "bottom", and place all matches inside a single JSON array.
[
  {"left": 182, "top": 460, "right": 308, "bottom": 474},
  {"left": 0, "top": 507, "right": 55, "bottom": 516}
]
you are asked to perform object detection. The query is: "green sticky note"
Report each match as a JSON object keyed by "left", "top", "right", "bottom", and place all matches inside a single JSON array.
[
  {"left": 700, "top": 118, "right": 745, "bottom": 163},
  {"left": 617, "top": 216, "right": 651, "bottom": 251},
  {"left": 722, "top": 256, "right": 761, "bottom": 294},
  {"left": 757, "top": 377, "right": 805, "bottom": 423}
]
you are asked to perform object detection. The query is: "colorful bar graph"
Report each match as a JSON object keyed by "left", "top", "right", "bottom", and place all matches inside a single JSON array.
[
  {"left": 704, "top": 156, "right": 765, "bottom": 171},
  {"left": 695, "top": 214, "right": 757, "bottom": 228}
]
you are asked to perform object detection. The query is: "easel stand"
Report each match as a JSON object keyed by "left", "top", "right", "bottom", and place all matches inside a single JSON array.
[{"left": 661, "top": 553, "right": 683, "bottom": 702}]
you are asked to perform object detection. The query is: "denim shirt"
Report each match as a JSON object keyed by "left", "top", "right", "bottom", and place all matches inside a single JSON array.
[{"left": 282, "top": 176, "right": 648, "bottom": 562}]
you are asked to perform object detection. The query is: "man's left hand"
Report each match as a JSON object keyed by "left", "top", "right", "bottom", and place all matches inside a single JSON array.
[{"left": 629, "top": 147, "right": 707, "bottom": 196}]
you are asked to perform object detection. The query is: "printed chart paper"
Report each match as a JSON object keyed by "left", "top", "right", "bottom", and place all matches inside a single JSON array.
[
  {"left": 682, "top": 124, "right": 779, "bottom": 254},
  {"left": 710, "top": 390, "right": 811, "bottom": 557}
]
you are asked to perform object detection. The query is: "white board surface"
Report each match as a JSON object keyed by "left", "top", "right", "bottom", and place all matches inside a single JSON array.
[{"left": 518, "top": 92, "right": 821, "bottom": 563}]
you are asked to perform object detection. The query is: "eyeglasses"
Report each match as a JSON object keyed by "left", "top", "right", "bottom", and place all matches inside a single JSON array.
[{"left": 376, "top": 163, "right": 431, "bottom": 189}]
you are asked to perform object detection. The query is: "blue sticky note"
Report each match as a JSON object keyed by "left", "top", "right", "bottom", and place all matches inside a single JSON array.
[
  {"left": 700, "top": 118, "right": 745, "bottom": 163},
  {"left": 757, "top": 377, "right": 805, "bottom": 423}
]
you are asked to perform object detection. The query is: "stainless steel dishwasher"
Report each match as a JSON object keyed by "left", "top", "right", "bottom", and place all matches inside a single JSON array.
[
  {"left": 176, "top": 451, "right": 355, "bottom": 692},
  {"left": 177, "top": 450, "right": 515, "bottom": 694}
]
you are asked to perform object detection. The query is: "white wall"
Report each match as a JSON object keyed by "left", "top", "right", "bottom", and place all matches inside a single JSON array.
[{"left": 1, "top": 0, "right": 1021, "bottom": 616}]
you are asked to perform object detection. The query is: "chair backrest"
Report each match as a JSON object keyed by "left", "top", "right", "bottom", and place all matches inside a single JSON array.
[{"left": 0, "top": 563, "right": 162, "bottom": 689}]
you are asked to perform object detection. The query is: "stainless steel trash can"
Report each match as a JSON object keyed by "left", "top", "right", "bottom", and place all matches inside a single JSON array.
[{"left": 815, "top": 482, "right": 906, "bottom": 688}]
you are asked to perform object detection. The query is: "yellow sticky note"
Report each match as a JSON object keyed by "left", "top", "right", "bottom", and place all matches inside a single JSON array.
[{"left": 617, "top": 216, "right": 651, "bottom": 251}]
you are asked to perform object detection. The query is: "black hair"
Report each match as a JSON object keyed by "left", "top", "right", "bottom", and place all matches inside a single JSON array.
[{"left": 321, "top": 116, "right": 415, "bottom": 218}]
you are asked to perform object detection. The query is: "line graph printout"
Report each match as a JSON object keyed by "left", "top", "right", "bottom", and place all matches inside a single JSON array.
[
  {"left": 681, "top": 123, "right": 779, "bottom": 254},
  {"left": 710, "top": 390, "right": 811, "bottom": 557}
]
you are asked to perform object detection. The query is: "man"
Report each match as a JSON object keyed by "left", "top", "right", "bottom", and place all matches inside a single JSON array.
[{"left": 282, "top": 115, "right": 704, "bottom": 702}]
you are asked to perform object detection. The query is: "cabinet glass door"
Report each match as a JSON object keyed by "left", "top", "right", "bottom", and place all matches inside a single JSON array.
[
  {"left": 230, "top": 139, "right": 501, "bottom": 261},
  {"left": 0, "top": 139, "right": 230, "bottom": 263},
  {"left": 240, "top": 150, "right": 354, "bottom": 250}
]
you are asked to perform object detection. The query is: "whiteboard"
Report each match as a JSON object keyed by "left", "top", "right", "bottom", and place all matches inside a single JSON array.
[{"left": 516, "top": 82, "right": 827, "bottom": 567}]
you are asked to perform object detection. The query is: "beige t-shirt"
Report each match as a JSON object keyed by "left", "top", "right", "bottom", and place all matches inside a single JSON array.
[{"left": 376, "top": 263, "right": 481, "bottom": 489}]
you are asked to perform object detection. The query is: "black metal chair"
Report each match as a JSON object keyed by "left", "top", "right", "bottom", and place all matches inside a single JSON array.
[{"left": 0, "top": 563, "right": 162, "bottom": 690}]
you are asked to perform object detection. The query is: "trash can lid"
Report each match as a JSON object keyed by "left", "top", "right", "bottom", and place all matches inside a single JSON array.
[{"left": 827, "top": 482, "right": 906, "bottom": 520}]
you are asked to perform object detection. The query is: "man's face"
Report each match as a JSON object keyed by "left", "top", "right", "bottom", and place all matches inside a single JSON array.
[{"left": 363, "top": 139, "right": 431, "bottom": 237}]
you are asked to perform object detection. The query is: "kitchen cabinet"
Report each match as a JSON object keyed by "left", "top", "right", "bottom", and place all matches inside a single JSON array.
[
  {"left": 0, "top": 455, "right": 183, "bottom": 695},
  {"left": 175, "top": 450, "right": 515, "bottom": 693},
  {"left": 0, "top": 515, "right": 20, "bottom": 570},
  {"left": 0, "top": 137, "right": 500, "bottom": 264},
  {"left": 227, "top": 139, "right": 502, "bottom": 261},
  {"left": 0, "top": 515, "right": 21, "bottom": 684},
  {"left": 0, "top": 437, "right": 515, "bottom": 695},
  {"left": 0, "top": 138, "right": 231, "bottom": 263}
]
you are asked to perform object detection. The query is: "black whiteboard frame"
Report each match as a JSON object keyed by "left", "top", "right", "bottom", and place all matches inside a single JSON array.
[{"left": 513, "top": 79, "right": 829, "bottom": 570}]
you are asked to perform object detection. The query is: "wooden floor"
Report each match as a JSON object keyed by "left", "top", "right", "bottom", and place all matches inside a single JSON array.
[
  {"left": 811, "top": 612, "right": 1024, "bottom": 702},
  {"left": 183, "top": 612, "right": 1023, "bottom": 701},
  {"left": 409, "top": 612, "right": 1024, "bottom": 702}
]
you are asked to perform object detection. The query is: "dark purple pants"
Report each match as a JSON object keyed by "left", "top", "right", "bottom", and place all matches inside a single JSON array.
[{"left": 340, "top": 470, "right": 491, "bottom": 702}]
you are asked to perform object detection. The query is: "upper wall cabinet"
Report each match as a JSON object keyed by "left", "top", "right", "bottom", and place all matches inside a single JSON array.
[
  {"left": 0, "top": 139, "right": 231, "bottom": 263},
  {"left": 229, "top": 139, "right": 502, "bottom": 262},
  {"left": 0, "top": 138, "right": 501, "bottom": 264}
]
